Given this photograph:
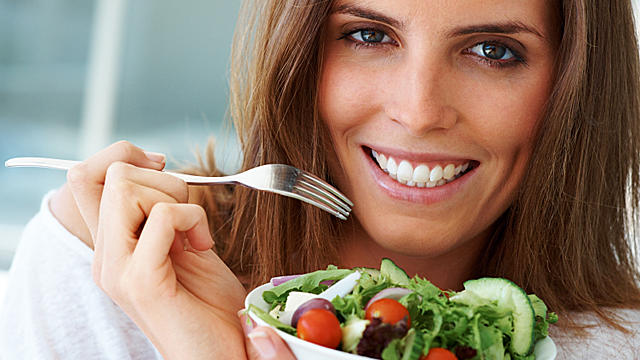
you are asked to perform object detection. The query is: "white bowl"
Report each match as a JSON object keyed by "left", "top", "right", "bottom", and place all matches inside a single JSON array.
[{"left": 245, "top": 282, "right": 557, "bottom": 360}]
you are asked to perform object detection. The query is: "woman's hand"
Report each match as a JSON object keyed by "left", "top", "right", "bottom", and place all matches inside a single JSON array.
[
  {"left": 51, "top": 141, "right": 296, "bottom": 358},
  {"left": 90, "top": 154, "right": 249, "bottom": 358},
  {"left": 95, "top": 161, "right": 298, "bottom": 359}
]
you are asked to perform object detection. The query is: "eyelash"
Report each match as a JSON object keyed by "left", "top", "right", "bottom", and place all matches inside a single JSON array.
[
  {"left": 338, "top": 28, "right": 527, "bottom": 69},
  {"left": 465, "top": 42, "right": 527, "bottom": 68},
  {"left": 338, "top": 27, "right": 397, "bottom": 49}
]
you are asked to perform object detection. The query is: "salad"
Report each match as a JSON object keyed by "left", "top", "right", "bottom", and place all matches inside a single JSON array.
[{"left": 248, "top": 258, "right": 558, "bottom": 360}]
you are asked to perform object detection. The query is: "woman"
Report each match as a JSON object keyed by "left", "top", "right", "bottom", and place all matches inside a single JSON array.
[{"left": 2, "top": 0, "right": 639, "bottom": 359}]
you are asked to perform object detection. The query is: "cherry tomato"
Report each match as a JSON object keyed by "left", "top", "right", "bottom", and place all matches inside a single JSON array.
[
  {"left": 296, "top": 308, "right": 342, "bottom": 349},
  {"left": 365, "top": 298, "right": 410, "bottom": 327},
  {"left": 420, "top": 348, "right": 458, "bottom": 360}
]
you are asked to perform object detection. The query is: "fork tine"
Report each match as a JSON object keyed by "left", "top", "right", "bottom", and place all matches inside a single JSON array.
[
  {"left": 299, "top": 171, "right": 354, "bottom": 207},
  {"left": 278, "top": 188, "right": 347, "bottom": 220},
  {"left": 293, "top": 182, "right": 351, "bottom": 217},
  {"left": 296, "top": 178, "right": 351, "bottom": 213},
  {"left": 291, "top": 185, "right": 349, "bottom": 220}
]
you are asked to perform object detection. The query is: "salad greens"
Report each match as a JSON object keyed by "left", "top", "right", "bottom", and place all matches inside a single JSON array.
[
  {"left": 262, "top": 266, "right": 352, "bottom": 304},
  {"left": 250, "top": 259, "right": 558, "bottom": 360}
]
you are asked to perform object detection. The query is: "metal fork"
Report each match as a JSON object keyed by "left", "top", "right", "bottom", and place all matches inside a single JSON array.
[{"left": 5, "top": 157, "right": 353, "bottom": 220}]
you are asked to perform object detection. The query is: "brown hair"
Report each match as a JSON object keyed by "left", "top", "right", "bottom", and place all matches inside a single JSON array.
[
  {"left": 190, "top": 0, "right": 640, "bottom": 332},
  {"left": 484, "top": 0, "right": 640, "bottom": 331},
  {"left": 190, "top": 0, "right": 341, "bottom": 287}
]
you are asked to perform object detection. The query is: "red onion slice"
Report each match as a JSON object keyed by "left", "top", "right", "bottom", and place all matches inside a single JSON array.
[
  {"left": 270, "top": 275, "right": 301, "bottom": 286},
  {"left": 365, "top": 287, "right": 413, "bottom": 310},
  {"left": 291, "top": 298, "right": 335, "bottom": 328}
]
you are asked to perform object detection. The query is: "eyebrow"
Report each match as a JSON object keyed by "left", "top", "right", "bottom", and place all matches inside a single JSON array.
[
  {"left": 332, "top": 4, "right": 546, "bottom": 41},
  {"left": 445, "top": 21, "right": 545, "bottom": 40},
  {"left": 333, "top": 4, "right": 405, "bottom": 30}
]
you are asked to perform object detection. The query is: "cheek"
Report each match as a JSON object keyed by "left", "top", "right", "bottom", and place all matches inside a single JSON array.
[
  {"left": 461, "top": 73, "right": 552, "bottom": 158},
  {"left": 318, "top": 53, "right": 387, "bottom": 135}
]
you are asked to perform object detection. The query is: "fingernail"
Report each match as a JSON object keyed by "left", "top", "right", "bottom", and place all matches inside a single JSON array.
[
  {"left": 248, "top": 330, "right": 276, "bottom": 358},
  {"left": 238, "top": 310, "right": 256, "bottom": 333},
  {"left": 144, "top": 151, "right": 166, "bottom": 164}
]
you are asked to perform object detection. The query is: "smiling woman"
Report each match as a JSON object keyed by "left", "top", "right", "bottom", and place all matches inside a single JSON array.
[
  {"left": 1, "top": 0, "right": 639, "bottom": 359},
  {"left": 319, "top": 0, "right": 558, "bottom": 281}
]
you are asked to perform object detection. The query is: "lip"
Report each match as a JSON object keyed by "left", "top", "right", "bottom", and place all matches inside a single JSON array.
[{"left": 361, "top": 146, "right": 479, "bottom": 205}]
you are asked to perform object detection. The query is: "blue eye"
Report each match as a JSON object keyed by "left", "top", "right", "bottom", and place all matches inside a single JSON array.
[
  {"left": 349, "top": 29, "right": 393, "bottom": 44},
  {"left": 469, "top": 42, "right": 516, "bottom": 61}
]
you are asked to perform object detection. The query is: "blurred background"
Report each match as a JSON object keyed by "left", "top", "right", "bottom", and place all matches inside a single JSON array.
[
  {"left": 1, "top": 0, "right": 640, "bottom": 298},
  {"left": 0, "top": 0, "right": 242, "bottom": 279}
]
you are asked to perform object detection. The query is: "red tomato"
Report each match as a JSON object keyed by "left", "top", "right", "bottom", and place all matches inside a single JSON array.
[
  {"left": 296, "top": 308, "right": 342, "bottom": 349},
  {"left": 420, "top": 348, "right": 458, "bottom": 360},
  {"left": 365, "top": 298, "right": 410, "bottom": 327}
]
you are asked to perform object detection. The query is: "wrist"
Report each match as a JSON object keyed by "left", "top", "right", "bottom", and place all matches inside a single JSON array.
[{"left": 134, "top": 294, "right": 247, "bottom": 360}]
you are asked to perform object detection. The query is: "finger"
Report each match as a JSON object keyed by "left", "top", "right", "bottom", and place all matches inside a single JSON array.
[
  {"left": 67, "top": 140, "right": 167, "bottom": 242},
  {"left": 95, "top": 178, "right": 180, "bottom": 280},
  {"left": 95, "top": 161, "right": 188, "bottom": 256},
  {"left": 97, "top": 184, "right": 178, "bottom": 255},
  {"left": 238, "top": 309, "right": 257, "bottom": 335},
  {"left": 246, "top": 326, "right": 296, "bottom": 360},
  {"left": 134, "top": 203, "right": 214, "bottom": 269},
  {"left": 103, "top": 161, "right": 188, "bottom": 204}
]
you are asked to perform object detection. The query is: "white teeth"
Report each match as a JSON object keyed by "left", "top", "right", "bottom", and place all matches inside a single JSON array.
[
  {"left": 378, "top": 153, "right": 388, "bottom": 169},
  {"left": 370, "top": 149, "right": 472, "bottom": 189},
  {"left": 412, "top": 164, "right": 430, "bottom": 183},
  {"left": 387, "top": 157, "right": 398, "bottom": 175},
  {"left": 397, "top": 161, "right": 413, "bottom": 182},
  {"left": 443, "top": 164, "right": 455, "bottom": 180},
  {"left": 429, "top": 165, "right": 443, "bottom": 182}
]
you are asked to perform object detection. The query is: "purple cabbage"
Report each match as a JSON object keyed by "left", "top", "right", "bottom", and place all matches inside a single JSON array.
[{"left": 356, "top": 317, "right": 409, "bottom": 358}]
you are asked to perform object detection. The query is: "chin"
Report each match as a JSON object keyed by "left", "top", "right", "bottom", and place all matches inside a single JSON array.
[{"left": 360, "top": 215, "right": 472, "bottom": 257}]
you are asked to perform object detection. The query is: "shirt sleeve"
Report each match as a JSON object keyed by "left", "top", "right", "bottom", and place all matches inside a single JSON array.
[
  {"left": 0, "top": 190, "right": 163, "bottom": 360},
  {"left": 551, "top": 308, "right": 640, "bottom": 359}
]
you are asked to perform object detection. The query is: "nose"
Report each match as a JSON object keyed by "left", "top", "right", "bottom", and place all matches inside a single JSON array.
[{"left": 386, "top": 53, "right": 458, "bottom": 137}]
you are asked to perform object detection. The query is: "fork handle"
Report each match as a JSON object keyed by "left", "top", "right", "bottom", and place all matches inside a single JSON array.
[
  {"left": 5, "top": 157, "right": 79, "bottom": 171},
  {"left": 4, "top": 157, "right": 235, "bottom": 185}
]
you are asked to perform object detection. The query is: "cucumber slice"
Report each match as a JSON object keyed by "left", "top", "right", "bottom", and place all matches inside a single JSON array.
[
  {"left": 401, "top": 328, "right": 424, "bottom": 360},
  {"left": 461, "top": 278, "right": 535, "bottom": 356},
  {"left": 380, "top": 258, "right": 410, "bottom": 286},
  {"left": 357, "top": 267, "right": 381, "bottom": 280}
]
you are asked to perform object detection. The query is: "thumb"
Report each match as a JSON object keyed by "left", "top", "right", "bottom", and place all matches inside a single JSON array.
[
  {"left": 238, "top": 311, "right": 296, "bottom": 360},
  {"left": 246, "top": 327, "right": 296, "bottom": 360}
]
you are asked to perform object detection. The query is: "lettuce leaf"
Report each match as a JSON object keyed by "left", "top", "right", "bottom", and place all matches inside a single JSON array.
[
  {"left": 262, "top": 267, "right": 353, "bottom": 307},
  {"left": 248, "top": 304, "right": 296, "bottom": 335}
]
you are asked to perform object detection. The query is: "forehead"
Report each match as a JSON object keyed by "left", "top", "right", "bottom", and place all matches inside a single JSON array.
[{"left": 330, "top": 0, "right": 559, "bottom": 43}]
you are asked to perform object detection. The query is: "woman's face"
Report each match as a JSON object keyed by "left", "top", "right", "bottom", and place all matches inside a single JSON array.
[{"left": 319, "top": 0, "right": 557, "bottom": 260}]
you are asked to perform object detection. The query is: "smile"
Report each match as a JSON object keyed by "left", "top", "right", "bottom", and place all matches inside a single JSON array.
[{"left": 368, "top": 148, "right": 476, "bottom": 188}]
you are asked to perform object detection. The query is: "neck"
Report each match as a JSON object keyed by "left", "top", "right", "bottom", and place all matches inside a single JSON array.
[{"left": 337, "top": 221, "right": 492, "bottom": 291}]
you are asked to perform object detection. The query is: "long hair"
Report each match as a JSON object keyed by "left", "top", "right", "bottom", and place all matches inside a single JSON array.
[
  {"left": 191, "top": 0, "right": 341, "bottom": 287},
  {"left": 483, "top": 0, "right": 640, "bottom": 331},
  {"left": 192, "top": 0, "right": 640, "bottom": 332}
]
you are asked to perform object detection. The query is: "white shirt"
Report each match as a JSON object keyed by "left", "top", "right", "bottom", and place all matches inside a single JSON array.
[
  {"left": 0, "top": 191, "right": 161, "bottom": 359},
  {"left": 1, "top": 191, "right": 639, "bottom": 359}
]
